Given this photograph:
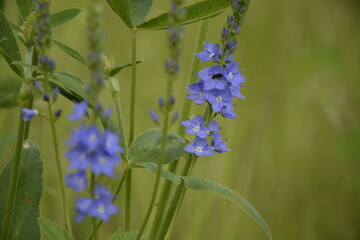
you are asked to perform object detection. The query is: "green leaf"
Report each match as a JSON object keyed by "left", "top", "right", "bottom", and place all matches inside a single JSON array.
[
  {"left": 137, "top": 0, "right": 230, "bottom": 30},
  {"left": 108, "top": 61, "right": 142, "bottom": 77},
  {"left": 0, "top": 140, "right": 43, "bottom": 240},
  {"left": 106, "top": 0, "right": 153, "bottom": 28},
  {"left": 0, "top": 10, "right": 24, "bottom": 77},
  {"left": 107, "top": 230, "right": 148, "bottom": 240},
  {"left": 12, "top": 60, "right": 42, "bottom": 73},
  {"left": 51, "top": 72, "right": 86, "bottom": 101},
  {"left": 38, "top": 218, "right": 74, "bottom": 240},
  {"left": 131, "top": 162, "right": 180, "bottom": 185},
  {"left": 53, "top": 39, "right": 88, "bottom": 65},
  {"left": 9, "top": 21, "right": 23, "bottom": 32},
  {"left": 49, "top": 8, "right": 81, "bottom": 28},
  {"left": 182, "top": 176, "right": 272, "bottom": 239},
  {"left": 127, "top": 129, "right": 185, "bottom": 165},
  {"left": 0, "top": 77, "right": 22, "bottom": 108},
  {"left": 16, "top": 0, "right": 34, "bottom": 20}
]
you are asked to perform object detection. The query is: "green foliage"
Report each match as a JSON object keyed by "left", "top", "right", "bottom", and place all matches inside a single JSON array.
[
  {"left": 49, "top": 8, "right": 81, "bottom": 28},
  {"left": 131, "top": 162, "right": 180, "bottom": 185},
  {"left": 0, "top": 140, "right": 43, "bottom": 240},
  {"left": 0, "top": 77, "right": 22, "bottom": 108},
  {"left": 108, "top": 61, "right": 142, "bottom": 77},
  {"left": 50, "top": 71, "right": 86, "bottom": 102},
  {"left": 53, "top": 39, "right": 88, "bottom": 65},
  {"left": 106, "top": 0, "right": 153, "bottom": 28},
  {"left": 107, "top": 230, "right": 147, "bottom": 240},
  {"left": 137, "top": 0, "right": 230, "bottom": 30},
  {"left": 0, "top": 131, "right": 16, "bottom": 155},
  {"left": 16, "top": 0, "right": 34, "bottom": 20},
  {"left": 127, "top": 129, "right": 185, "bottom": 165},
  {"left": 38, "top": 218, "right": 74, "bottom": 240},
  {"left": 0, "top": 11, "right": 24, "bottom": 78},
  {"left": 182, "top": 176, "right": 272, "bottom": 239}
]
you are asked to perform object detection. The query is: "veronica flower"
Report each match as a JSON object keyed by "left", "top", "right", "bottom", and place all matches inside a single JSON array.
[
  {"left": 22, "top": 109, "right": 38, "bottom": 121},
  {"left": 184, "top": 137, "right": 214, "bottom": 157},
  {"left": 65, "top": 170, "right": 88, "bottom": 192},
  {"left": 68, "top": 101, "right": 88, "bottom": 121},
  {"left": 181, "top": 115, "right": 208, "bottom": 138},
  {"left": 195, "top": 42, "right": 220, "bottom": 62}
]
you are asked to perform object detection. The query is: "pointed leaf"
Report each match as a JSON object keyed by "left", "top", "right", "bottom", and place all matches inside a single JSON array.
[
  {"left": 107, "top": 230, "right": 148, "bottom": 240},
  {"left": 38, "top": 218, "right": 74, "bottom": 240},
  {"left": 49, "top": 8, "right": 81, "bottom": 28},
  {"left": 131, "top": 162, "right": 180, "bottom": 185},
  {"left": 127, "top": 129, "right": 185, "bottom": 165},
  {"left": 0, "top": 10, "right": 23, "bottom": 77},
  {"left": 137, "top": 0, "right": 230, "bottom": 30},
  {"left": 0, "top": 140, "right": 43, "bottom": 240},
  {"left": 16, "top": 0, "right": 34, "bottom": 20},
  {"left": 106, "top": 0, "right": 153, "bottom": 28},
  {"left": 53, "top": 39, "right": 88, "bottom": 65},
  {"left": 182, "top": 176, "right": 272, "bottom": 239},
  {"left": 9, "top": 21, "right": 23, "bottom": 32},
  {"left": 108, "top": 61, "right": 142, "bottom": 77},
  {"left": 12, "top": 60, "right": 42, "bottom": 73}
]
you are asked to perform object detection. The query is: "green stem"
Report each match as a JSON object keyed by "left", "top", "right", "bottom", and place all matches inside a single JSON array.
[
  {"left": 154, "top": 155, "right": 196, "bottom": 240},
  {"left": 0, "top": 111, "right": 26, "bottom": 240},
  {"left": 87, "top": 166, "right": 129, "bottom": 240},
  {"left": 125, "top": 29, "right": 138, "bottom": 231},
  {"left": 23, "top": 46, "right": 34, "bottom": 140},
  {"left": 155, "top": 105, "right": 211, "bottom": 240},
  {"left": 136, "top": 71, "right": 175, "bottom": 240},
  {"left": 43, "top": 72, "right": 73, "bottom": 233},
  {"left": 111, "top": 86, "right": 127, "bottom": 158},
  {"left": 148, "top": 19, "right": 210, "bottom": 240}
]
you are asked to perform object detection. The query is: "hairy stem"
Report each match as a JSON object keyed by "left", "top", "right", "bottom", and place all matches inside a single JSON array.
[{"left": 148, "top": 19, "right": 210, "bottom": 240}]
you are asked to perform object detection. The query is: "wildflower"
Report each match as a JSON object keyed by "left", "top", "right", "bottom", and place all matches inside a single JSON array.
[
  {"left": 195, "top": 42, "right": 220, "bottom": 62},
  {"left": 65, "top": 170, "right": 87, "bottom": 192},
  {"left": 22, "top": 108, "right": 38, "bottom": 121},
  {"left": 68, "top": 101, "right": 88, "bottom": 121},
  {"left": 211, "top": 132, "right": 230, "bottom": 153},
  {"left": 184, "top": 137, "right": 214, "bottom": 157},
  {"left": 181, "top": 115, "right": 208, "bottom": 138}
]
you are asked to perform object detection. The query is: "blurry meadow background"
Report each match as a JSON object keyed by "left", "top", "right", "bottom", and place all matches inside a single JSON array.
[{"left": 1, "top": 0, "right": 360, "bottom": 239}]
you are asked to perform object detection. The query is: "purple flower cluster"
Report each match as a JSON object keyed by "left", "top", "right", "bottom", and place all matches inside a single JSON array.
[
  {"left": 182, "top": 115, "right": 229, "bottom": 157},
  {"left": 65, "top": 101, "right": 122, "bottom": 221},
  {"left": 187, "top": 43, "right": 245, "bottom": 119},
  {"left": 187, "top": 1, "right": 247, "bottom": 119}
]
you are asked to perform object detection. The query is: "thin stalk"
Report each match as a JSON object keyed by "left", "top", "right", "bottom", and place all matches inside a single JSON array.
[
  {"left": 112, "top": 88, "right": 127, "bottom": 158},
  {"left": 87, "top": 166, "right": 129, "bottom": 240},
  {"left": 155, "top": 105, "right": 210, "bottom": 240},
  {"left": 23, "top": 46, "right": 34, "bottom": 140},
  {"left": 125, "top": 29, "right": 138, "bottom": 230},
  {"left": 148, "top": 19, "right": 210, "bottom": 240},
  {"left": 43, "top": 72, "right": 72, "bottom": 233},
  {"left": 89, "top": 174, "right": 98, "bottom": 240},
  {"left": 0, "top": 111, "right": 26, "bottom": 240},
  {"left": 136, "top": 71, "right": 175, "bottom": 240}
]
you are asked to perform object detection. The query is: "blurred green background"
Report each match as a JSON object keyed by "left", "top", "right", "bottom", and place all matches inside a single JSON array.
[{"left": 1, "top": 0, "right": 360, "bottom": 239}]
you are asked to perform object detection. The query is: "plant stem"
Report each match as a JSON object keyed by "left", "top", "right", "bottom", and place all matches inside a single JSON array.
[
  {"left": 0, "top": 111, "right": 26, "bottom": 240},
  {"left": 24, "top": 46, "right": 35, "bottom": 140},
  {"left": 148, "top": 19, "right": 210, "bottom": 240},
  {"left": 155, "top": 105, "right": 211, "bottom": 240},
  {"left": 154, "top": 155, "right": 196, "bottom": 240},
  {"left": 125, "top": 29, "right": 138, "bottom": 231},
  {"left": 136, "top": 69, "right": 175, "bottom": 240},
  {"left": 43, "top": 71, "right": 73, "bottom": 233}
]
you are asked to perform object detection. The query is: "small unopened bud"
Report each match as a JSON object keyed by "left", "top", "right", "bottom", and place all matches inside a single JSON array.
[
  {"left": 158, "top": 97, "right": 165, "bottom": 109},
  {"left": 43, "top": 93, "right": 50, "bottom": 101},
  {"left": 149, "top": 110, "right": 160, "bottom": 125},
  {"left": 54, "top": 109, "right": 62, "bottom": 117},
  {"left": 171, "top": 111, "right": 179, "bottom": 124},
  {"left": 52, "top": 87, "right": 59, "bottom": 102},
  {"left": 169, "top": 95, "right": 176, "bottom": 106}
]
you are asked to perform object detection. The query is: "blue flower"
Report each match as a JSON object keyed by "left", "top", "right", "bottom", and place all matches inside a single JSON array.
[
  {"left": 195, "top": 42, "right": 220, "bottom": 62},
  {"left": 83, "top": 124, "right": 102, "bottom": 151},
  {"left": 22, "top": 108, "right": 38, "bottom": 121},
  {"left": 224, "top": 61, "right": 245, "bottom": 86},
  {"left": 65, "top": 170, "right": 88, "bottom": 192},
  {"left": 90, "top": 150, "right": 120, "bottom": 177},
  {"left": 75, "top": 184, "right": 118, "bottom": 222},
  {"left": 103, "top": 130, "right": 123, "bottom": 156},
  {"left": 186, "top": 82, "right": 207, "bottom": 105},
  {"left": 208, "top": 120, "right": 220, "bottom": 133},
  {"left": 68, "top": 101, "right": 88, "bottom": 121},
  {"left": 199, "top": 65, "right": 227, "bottom": 91},
  {"left": 66, "top": 145, "right": 89, "bottom": 170},
  {"left": 184, "top": 137, "right": 214, "bottom": 157},
  {"left": 149, "top": 110, "right": 160, "bottom": 125},
  {"left": 211, "top": 132, "right": 230, "bottom": 153},
  {"left": 181, "top": 115, "right": 208, "bottom": 138},
  {"left": 205, "top": 88, "right": 233, "bottom": 113}
]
